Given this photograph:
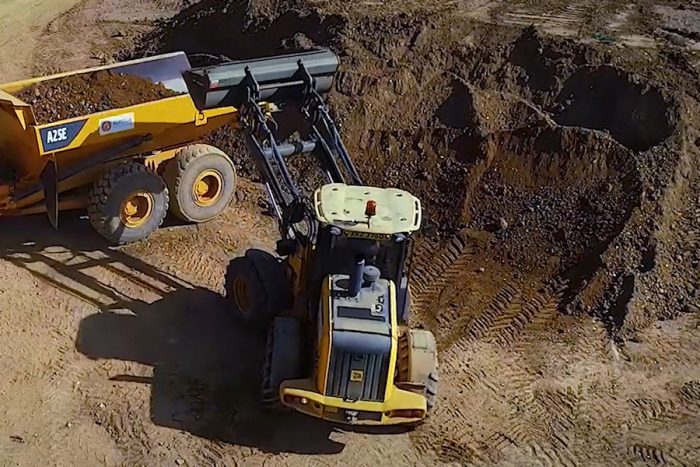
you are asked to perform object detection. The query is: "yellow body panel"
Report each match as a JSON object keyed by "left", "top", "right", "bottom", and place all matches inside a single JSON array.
[
  {"left": 316, "top": 276, "right": 333, "bottom": 394},
  {"left": 284, "top": 277, "right": 427, "bottom": 425},
  {"left": 28, "top": 96, "right": 237, "bottom": 157},
  {"left": 281, "top": 379, "right": 426, "bottom": 425}
]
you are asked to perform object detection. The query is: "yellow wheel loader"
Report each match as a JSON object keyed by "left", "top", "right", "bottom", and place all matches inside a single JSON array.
[{"left": 183, "top": 50, "right": 438, "bottom": 425}]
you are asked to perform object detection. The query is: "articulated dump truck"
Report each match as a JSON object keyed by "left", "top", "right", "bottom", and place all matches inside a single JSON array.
[
  {"left": 0, "top": 51, "right": 331, "bottom": 244},
  {"left": 0, "top": 48, "right": 438, "bottom": 425}
]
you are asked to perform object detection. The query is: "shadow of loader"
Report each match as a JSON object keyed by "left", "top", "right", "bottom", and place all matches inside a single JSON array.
[
  {"left": 0, "top": 213, "right": 345, "bottom": 454},
  {"left": 75, "top": 287, "right": 345, "bottom": 455}
]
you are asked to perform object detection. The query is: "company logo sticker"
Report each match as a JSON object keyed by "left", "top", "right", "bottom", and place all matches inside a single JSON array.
[{"left": 99, "top": 113, "right": 135, "bottom": 136}]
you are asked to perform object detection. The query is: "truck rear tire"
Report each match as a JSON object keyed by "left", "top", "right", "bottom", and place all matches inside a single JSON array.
[
  {"left": 261, "top": 317, "right": 303, "bottom": 407},
  {"left": 163, "top": 144, "right": 236, "bottom": 223},
  {"left": 88, "top": 161, "right": 169, "bottom": 245}
]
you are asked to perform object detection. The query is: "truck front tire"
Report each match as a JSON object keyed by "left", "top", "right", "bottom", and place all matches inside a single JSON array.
[{"left": 88, "top": 160, "right": 168, "bottom": 245}]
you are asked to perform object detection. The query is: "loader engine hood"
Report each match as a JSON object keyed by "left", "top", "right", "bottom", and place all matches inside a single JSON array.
[{"left": 324, "top": 271, "right": 394, "bottom": 402}]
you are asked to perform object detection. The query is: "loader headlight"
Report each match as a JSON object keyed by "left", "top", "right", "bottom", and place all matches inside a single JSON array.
[
  {"left": 387, "top": 409, "right": 425, "bottom": 419},
  {"left": 283, "top": 394, "right": 310, "bottom": 406}
]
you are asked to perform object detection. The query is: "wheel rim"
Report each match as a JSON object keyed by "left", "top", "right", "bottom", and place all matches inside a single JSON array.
[
  {"left": 233, "top": 276, "right": 252, "bottom": 313},
  {"left": 120, "top": 191, "right": 154, "bottom": 228},
  {"left": 193, "top": 169, "right": 223, "bottom": 207}
]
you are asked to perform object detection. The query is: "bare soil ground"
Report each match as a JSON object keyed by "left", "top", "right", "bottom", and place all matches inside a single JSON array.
[
  {"left": 0, "top": 0, "right": 82, "bottom": 80},
  {"left": 1, "top": 0, "right": 699, "bottom": 466}
]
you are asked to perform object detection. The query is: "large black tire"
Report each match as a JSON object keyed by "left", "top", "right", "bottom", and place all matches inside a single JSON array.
[
  {"left": 163, "top": 144, "right": 236, "bottom": 223},
  {"left": 224, "top": 249, "right": 290, "bottom": 326},
  {"left": 261, "top": 317, "right": 303, "bottom": 407},
  {"left": 426, "top": 370, "right": 438, "bottom": 412},
  {"left": 88, "top": 161, "right": 168, "bottom": 245}
]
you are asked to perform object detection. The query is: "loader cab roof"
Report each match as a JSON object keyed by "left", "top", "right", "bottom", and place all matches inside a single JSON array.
[{"left": 314, "top": 183, "right": 422, "bottom": 235}]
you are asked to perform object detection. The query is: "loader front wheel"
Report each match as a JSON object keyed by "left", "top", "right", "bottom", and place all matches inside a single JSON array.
[
  {"left": 164, "top": 144, "right": 236, "bottom": 223},
  {"left": 88, "top": 161, "right": 169, "bottom": 245},
  {"left": 224, "top": 250, "right": 290, "bottom": 326}
]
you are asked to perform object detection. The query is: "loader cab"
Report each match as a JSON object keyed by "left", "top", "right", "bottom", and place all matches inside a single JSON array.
[{"left": 312, "top": 183, "right": 422, "bottom": 322}]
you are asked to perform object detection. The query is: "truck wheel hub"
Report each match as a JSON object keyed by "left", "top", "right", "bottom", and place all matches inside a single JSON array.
[
  {"left": 193, "top": 169, "right": 223, "bottom": 207},
  {"left": 120, "top": 192, "right": 153, "bottom": 228}
]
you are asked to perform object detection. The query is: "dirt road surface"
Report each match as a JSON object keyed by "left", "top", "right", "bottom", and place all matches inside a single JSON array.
[
  {"left": 0, "top": 0, "right": 81, "bottom": 79},
  {"left": 1, "top": 1, "right": 699, "bottom": 466}
]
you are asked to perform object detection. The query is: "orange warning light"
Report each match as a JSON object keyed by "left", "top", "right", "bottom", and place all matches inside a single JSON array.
[{"left": 365, "top": 200, "right": 377, "bottom": 217}]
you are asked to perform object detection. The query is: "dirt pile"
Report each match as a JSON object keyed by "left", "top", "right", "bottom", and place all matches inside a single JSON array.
[
  {"left": 16, "top": 71, "right": 180, "bottom": 124},
  {"left": 129, "top": 0, "right": 699, "bottom": 340}
]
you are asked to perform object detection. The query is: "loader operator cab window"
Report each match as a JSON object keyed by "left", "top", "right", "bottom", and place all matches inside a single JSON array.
[{"left": 314, "top": 226, "right": 408, "bottom": 285}]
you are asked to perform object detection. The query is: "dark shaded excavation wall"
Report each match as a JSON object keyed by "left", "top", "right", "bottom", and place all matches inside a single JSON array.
[{"left": 554, "top": 66, "right": 676, "bottom": 151}]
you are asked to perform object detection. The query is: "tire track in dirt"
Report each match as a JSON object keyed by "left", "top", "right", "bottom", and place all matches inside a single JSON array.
[
  {"left": 411, "top": 228, "right": 570, "bottom": 352},
  {"left": 626, "top": 444, "right": 687, "bottom": 467},
  {"left": 409, "top": 230, "right": 580, "bottom": 463},
  {"left": 410, "top": 231, "right": 475, "bottom": 330},
  {"left": 529, "top": 386, "right": 580, "bottom": 464},
  {"left": 409, "top": 232, "right": 649, "bottom": 467},
  {"left": 412, "top": 323, "right": 568, "bottom": 464}
]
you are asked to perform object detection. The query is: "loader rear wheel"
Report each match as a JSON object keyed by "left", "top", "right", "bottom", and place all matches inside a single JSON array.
[
  {"left": 426, "top": 370, "right": 438, "bottom": 412},
  {"left": 88, "top": 161, "right": 168, "bottom": 245},
  {"left": 261, "top": 317, "right": 303, "bottom": 407},
  {"left": 224, "top": 250, "right": 290, "bottom": 326},
  {"left": 164, "top": 144, "right": 236, "bottom": 223}
]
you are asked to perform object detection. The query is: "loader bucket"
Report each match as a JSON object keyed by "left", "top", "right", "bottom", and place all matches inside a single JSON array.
[{"left": 183, "top": 49, "right": 339, "bottom": 110}]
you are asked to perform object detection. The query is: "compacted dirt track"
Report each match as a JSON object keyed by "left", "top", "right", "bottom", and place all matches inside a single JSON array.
[{"left": 1, "top": 0, "right": 699, "bottom": 466}]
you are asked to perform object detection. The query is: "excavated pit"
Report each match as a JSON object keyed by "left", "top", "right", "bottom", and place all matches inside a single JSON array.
[
  {"left": 128, "top": 1, "right": 692, "bottom": 336},
  {"left": 465, "top": 127, "right": 641, "bottom": 275}
]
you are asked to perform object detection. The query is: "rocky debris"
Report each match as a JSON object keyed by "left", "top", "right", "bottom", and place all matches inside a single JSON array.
[{"left": 15, "top": 71, "right": 180, "bottom": 124}]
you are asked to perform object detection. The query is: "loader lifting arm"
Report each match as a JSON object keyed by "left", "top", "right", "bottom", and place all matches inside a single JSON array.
[{"left": 186, "top": 49, "right": 363, "bottom": 243}]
